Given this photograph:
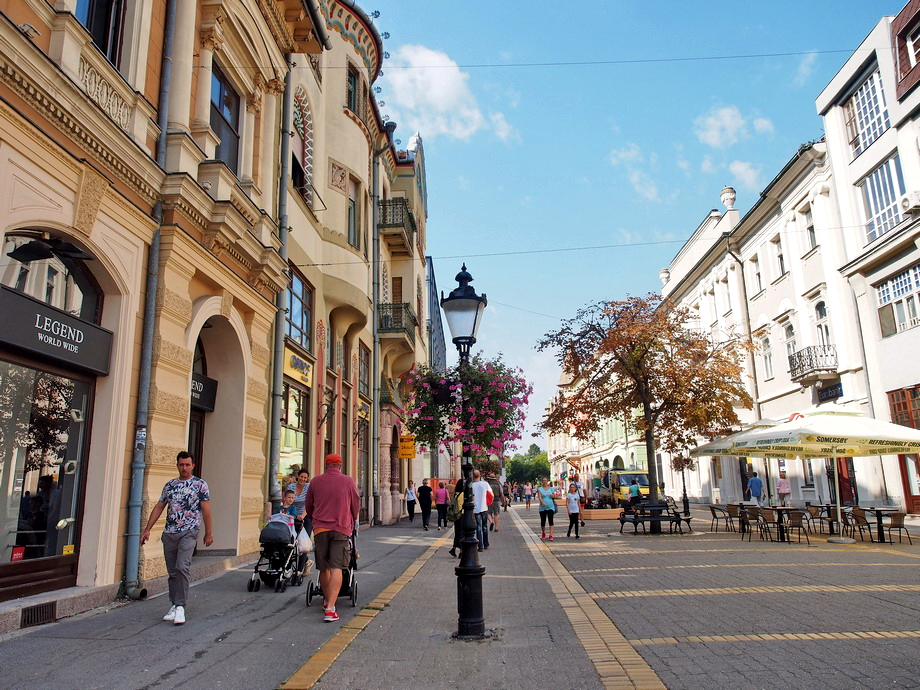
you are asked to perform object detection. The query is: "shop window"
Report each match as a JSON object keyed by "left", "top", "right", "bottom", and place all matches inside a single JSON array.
[
  {"left": 340, "top": 407, "right": 349, "bottom": 472},
  {"left": 76, "top": 0, "right": 125, "bottom": 67},
  {"left": 281, "top": 381, "right": 310, "bottom": 479},
  {"left": 210, "top": 65, "right": 240, "bottom": 175},
  {"left": 888, "top": 386, "right": 920, "bottom": 429},
  {"left": 2, "top": 234, "right": 101, "bottom": 323},
  {"left": 285, "top": 269, "right": 313, "bottom": 352},
  {"left": 1, "top": 360, "right": 91, "bottom": 566}
]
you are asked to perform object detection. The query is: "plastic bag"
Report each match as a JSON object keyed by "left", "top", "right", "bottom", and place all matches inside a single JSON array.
[{"left": 296, "top": 527, "right": 313, "bottom": 553}]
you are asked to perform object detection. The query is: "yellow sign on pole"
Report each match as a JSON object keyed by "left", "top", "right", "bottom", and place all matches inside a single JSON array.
[{"left": 398, "top": 434, "right": 416, "bottom": 459}]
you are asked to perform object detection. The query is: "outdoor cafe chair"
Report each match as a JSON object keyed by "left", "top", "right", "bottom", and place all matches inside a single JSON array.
[
  {"left": 737, "top": 508, "right": 753, "bottom": 542},
  {"left": 709, "top": 505, "right": 733, "bottom": 533},
  {"left": 724, "top": 504, "right": 740, "bottom": 531},
  {"left": 786, "top": 511, "right": 811, "bottom": 545},
  {"left": 849, "top": 510, "right": 875, "bottom": 543},
  {"left": 758, "top": 507, "right": 780, "bottom": 542},
  {"left": 804, "top": 505, "right": 824, "bottom": 533},
  {"left": 886, "top": 513, "right": 913, "bottom": 545}
]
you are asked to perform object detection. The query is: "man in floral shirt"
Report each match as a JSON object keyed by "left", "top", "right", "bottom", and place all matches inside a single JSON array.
[{"left": 141, "top": 451, "right": 213, "bottom": 625}]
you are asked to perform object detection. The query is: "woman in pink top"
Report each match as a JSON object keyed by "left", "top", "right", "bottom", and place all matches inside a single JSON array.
[{"left": 434, "top": 481, "right": 450, "bottom": 530}]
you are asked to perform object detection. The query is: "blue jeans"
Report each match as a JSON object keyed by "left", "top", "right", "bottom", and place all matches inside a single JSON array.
[{"left": 475, "top": 512, "right": 490, "bottom": 549}]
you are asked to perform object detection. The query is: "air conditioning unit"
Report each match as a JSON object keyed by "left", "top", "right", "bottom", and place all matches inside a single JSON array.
[{"left": 900, "top": 191, "right": 920, "bottom": 214}]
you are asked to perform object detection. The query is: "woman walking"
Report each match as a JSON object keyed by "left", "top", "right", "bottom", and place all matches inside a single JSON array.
[
  {"left": 565, "top": 482, "right": 581, "bottom": 538},
  {"left": 418, "top": 478, "right": 433, "bottom": 531},
  {"left": 435, "top": 481, "right": 450, "bottom": 530},
  {"left": 536, "top": 478, "right": 556, "bottom": 541},
  {"left": 405, "top": 480, "right": 417, "bottom": 522},
  {"left": 524, "top": 482, "right": 533, "bottom": 511},
  {"left": 286, "top": 469, "right": 312, "bottom": 570}
]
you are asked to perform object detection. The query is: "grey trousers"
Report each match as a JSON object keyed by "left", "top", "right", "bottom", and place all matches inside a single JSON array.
[{"left": 162, "top": 529, "right": 198, "bottom": 607}]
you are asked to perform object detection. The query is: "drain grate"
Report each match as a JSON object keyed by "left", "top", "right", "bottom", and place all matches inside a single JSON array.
[{"left": 21, "top": 601, "right": 56, "bottom": 628}]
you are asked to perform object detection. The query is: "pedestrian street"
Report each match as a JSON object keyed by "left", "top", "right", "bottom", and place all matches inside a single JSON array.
[{"left": 2, "top": 503, "right": 920, "bottom": 689}]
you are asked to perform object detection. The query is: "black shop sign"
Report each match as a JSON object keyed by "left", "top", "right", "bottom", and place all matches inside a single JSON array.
[
  {"left": 190, "top": 372, "right": 218, "bottom": 411},
  {"left": 0, "top": 286, "right": 112, "bottom": 375}
]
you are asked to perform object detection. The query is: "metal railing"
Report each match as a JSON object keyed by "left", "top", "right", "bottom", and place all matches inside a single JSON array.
[
  {"left": 378, "top": 302, "right": 417, "bottom": 346},
  {"left": 378, "top": 199, "right": 416, "bottom": 251},
  {"left": 788, "top": 344, "right": 837, "bottom": 381}
]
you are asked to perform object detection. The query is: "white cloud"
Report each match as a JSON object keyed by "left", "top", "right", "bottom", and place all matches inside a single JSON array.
[
  {"left": 609, "top": 142, "right": 644, "bottom": 166},
  {"left": 729, "top": 160, "right": 762, "bottom": 190},
  {"left": 694, "top": 105, "right": 748, "bottom": 148},
  {"left": 753, "top": 117, "right": 774, "bottom": 134},
  {"left": 490, "top": 112, "right": 517, "bottom": 142},
  {"left": 701, "top": 156, "right": 716, "bottom": 174},
  {"left": 457, "top": 175, "right": 470, "bottom": 190},
  {"left": 628, "top": 169, "right": 659, "bottom": 201},
  {"left": 384, "top": 45, "right": 485, "bottom": 140},
  {"left": 794, "top": 51, "right": 818, "bottom": 88}
]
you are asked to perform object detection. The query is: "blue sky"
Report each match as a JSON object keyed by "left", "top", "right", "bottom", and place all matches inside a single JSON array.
[{"left": 369, "top": 1, "right": 898, "bottom": 449}]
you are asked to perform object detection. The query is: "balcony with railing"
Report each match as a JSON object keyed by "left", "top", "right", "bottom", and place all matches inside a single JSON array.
[
  {"left": 378, "top": 302, "right": 417, "bottom": 348},
  {"left": 788, "top": 345, "right": 838, "bottom": 385},
  {"left": 378, "top": 199, "right": 416, "bottom": 256}
]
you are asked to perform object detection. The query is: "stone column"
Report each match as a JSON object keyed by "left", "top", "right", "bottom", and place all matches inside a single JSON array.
[
  {"left": 240, "top": 84, "right": 261, "bottom": 187},
  {"left": 166, "top": 0, "right": 198, "bottom": 133}
]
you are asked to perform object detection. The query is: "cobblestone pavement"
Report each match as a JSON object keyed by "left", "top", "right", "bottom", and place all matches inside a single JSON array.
[{"left": 524, "top": 505, "right": 920, "bottom": 690}]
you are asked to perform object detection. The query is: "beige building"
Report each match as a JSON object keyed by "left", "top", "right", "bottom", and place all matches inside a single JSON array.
[{"left": 0, "top": 0, "right": 433, "bottom": 613}]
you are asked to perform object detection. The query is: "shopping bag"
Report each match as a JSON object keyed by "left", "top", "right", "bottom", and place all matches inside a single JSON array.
[{"left": 296, "top": 527, "right": 313, "bottom": 553}]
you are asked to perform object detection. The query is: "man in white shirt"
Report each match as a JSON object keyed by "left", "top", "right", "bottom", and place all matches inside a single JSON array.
[{"left": 471, "top": 470, "right": 492, "bottom": 551}]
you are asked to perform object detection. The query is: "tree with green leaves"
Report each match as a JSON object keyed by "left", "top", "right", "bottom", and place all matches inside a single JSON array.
[{"left": 538, "top": 294, "right": 752, "bottom": 503}]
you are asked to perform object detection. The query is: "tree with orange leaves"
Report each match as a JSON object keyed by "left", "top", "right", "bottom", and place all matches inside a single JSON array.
[{"left": 538, "top": 294, "right": 752, "bottom": 504}]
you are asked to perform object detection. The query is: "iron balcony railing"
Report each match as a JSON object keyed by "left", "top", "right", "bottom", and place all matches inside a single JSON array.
[
  {"left": 788, "top": 344, "right": 837, "bottom": 382},
  {"left": 378, "top": 199, "right": 416, "bottom": 254},
  {"left": 378, "top": 302, "right": 417, "bottom": 347}
]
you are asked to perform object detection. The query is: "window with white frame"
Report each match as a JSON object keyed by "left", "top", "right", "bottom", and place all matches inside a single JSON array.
[
  {"left": 719, "top": 276, "right": 731, "bottom": 314},
  {"left": 761, "top": 336, "right": 774, "bottom": 379},
  {"left": 861, "top": 155, "right": 905, "bottom": 243},
  {"left": 814, "top": 301, "right": 832, "bottom": 346},
  {"left": 877, "top": 263, "right": 920, "bottom": 336},
  {"left": 801, "top": 458, "right": 815, "bottom": 487},
  {"left": 908, "top": 24, "right": 920, "bottom": 69},
  {"left": 803, "top": 207, "right": 817, "bottom": 252},
  {"left": 772, "top": 236, "right": 786, "bottom": 278},
  {"left": 750, "top": 256, "right": 763, "bottom": 293},
  {"left": 843, "top": 69, "right": 889, "bottom": 157},
  {"left": 784, "top": 323, "right": 797, "bottom": 359},
  {"left": 211, "top": 65, "right": 241, "bottom": 175}
]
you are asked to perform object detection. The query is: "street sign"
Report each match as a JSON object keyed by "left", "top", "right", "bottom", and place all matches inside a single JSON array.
[{"left": 398, "top": 434, "right": 416, "bottom": 459}]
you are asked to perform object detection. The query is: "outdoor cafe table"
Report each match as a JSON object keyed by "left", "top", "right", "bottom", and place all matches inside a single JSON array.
[
  {"left": 767, "top": 506, "right": 797, "bottom": 543},
  {"left": 860, "top": 507, "right": 899, "bottom": 544},
  {"left": 812, "top": 504, "right": 839, "bottom": 535}
]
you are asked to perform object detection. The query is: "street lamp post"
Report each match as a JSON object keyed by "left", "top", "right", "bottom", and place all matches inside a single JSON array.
[{"left": 440, "top": 264, "right": 487, "bottom": 639}]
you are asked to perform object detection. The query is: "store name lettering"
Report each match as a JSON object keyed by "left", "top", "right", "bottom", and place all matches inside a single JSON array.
[{"left": 35, "top": 313, "right": 84, "bottom": 352}]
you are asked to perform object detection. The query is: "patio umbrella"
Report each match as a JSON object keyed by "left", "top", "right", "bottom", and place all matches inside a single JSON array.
[{"left": 718, "top": 408, "right": 920, "bottom": 543}]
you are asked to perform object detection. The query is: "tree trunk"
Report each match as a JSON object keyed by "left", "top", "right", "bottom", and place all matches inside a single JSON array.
[{"left": 642, "top": 398, "right": 660, "bottom": 503}]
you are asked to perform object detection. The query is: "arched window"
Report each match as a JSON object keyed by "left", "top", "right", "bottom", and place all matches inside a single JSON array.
[
  {"left": 761, "top": 336, "right": 774, "bottom": 379},
  {"left": 815, "top": 301, "right": 831, "bottom": 346},
  {"left": 292, "top": 87, "right": 315, "bottom": 205},
  {"left": 784, "top": 323, "right": 796, "bottom": 358}
]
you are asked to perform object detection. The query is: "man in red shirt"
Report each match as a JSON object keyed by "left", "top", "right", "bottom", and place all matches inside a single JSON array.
[{"left": 305, "top": 453, "right": 360, "bottom": 622}]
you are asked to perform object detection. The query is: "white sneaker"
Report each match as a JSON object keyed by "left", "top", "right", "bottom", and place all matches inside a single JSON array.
[
  {"left": 173, "top": 606, "right": 186, "bottom": 625},
  {"left": 162, "top": 605, "right": 177, "bottom": 622}
]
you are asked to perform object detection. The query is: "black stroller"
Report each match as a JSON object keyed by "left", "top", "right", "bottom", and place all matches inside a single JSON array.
[
  {"left": 305, "top": 528, "right": 358, "bottom": 607},
  {"left": 247, "top": 518, "right": 304, "bottom": 592}
]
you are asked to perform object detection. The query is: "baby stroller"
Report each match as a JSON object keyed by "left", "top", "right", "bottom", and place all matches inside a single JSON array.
[
  {"left": 305, "top": 527, "right": 358, "bottom": 608},
  {"left": 247, "top": 516, "right": 304, "bottom": 592}
]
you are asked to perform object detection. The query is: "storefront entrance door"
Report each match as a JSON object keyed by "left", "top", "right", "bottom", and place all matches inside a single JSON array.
[{"left": 899, "top": 455, "right": 920, "bottom": 513}]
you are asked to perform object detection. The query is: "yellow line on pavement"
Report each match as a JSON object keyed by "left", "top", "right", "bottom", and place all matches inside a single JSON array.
[
  {"left": 632, "top": 629, "right": 920, "bottom": 645},
  {"left": 571, "top": 562, "right": 913, "bottom": 573},
  {"left": 281, "top": 531, "right": 451, "bottom": 690},
  {"left": 510, "top": 509, "right": 666, "bottom": 690},
  {"left": 593, "top": 584, "right": 920, "bottom": 599}
]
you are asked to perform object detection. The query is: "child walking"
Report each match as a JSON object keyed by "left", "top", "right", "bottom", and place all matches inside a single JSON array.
[{"left": 566, "top": 482, "right": 581, "bottom": 538}]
